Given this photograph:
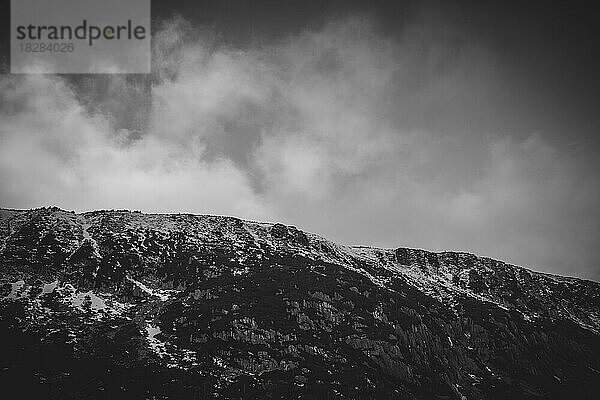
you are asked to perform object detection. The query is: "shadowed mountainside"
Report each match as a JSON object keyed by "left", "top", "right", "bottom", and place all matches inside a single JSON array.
[{"left": 1, "top": 207, "right": 599, "bottom": 399}]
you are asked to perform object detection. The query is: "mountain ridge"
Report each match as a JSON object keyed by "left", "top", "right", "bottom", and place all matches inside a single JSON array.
[
  {"left": 3, "top": 206, "right": 594, "bottom": 283},
  {"left": 1, "top": 207, "right": 599, "bottom": 399}
]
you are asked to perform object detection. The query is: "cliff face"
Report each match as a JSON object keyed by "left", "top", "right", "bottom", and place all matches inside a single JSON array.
[{"left": 1, "top": 207, "right": 599, "bottom": 399}]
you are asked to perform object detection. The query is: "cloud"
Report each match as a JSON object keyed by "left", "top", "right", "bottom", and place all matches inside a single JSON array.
[
  {"left": 1, "top": 15, "right": 599, "bottom": 280},
  {"left": 0, "top": 74, "right": 266, "bottom": 218}
]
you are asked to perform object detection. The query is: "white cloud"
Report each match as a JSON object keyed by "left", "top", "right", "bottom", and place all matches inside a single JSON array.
[{"left": 0, "top": 73, "right": 266, "bottom": 219}]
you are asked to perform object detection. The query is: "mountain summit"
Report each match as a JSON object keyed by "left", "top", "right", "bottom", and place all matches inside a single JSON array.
[{"left": 1, "top": 207, "right": 599, "bottom": 399}]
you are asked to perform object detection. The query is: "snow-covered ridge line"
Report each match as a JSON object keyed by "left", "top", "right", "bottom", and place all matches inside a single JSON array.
[
  {"left": 1, "top": 206, "right": 593, "bottom": 285},
  {"left": 1, "top": 206, "right": 598, "bottom": 289},
  {"left": 1, "top": 206, "right": 599, "bottom": 334}
]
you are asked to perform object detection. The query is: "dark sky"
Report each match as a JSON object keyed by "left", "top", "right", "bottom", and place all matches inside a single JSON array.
[
  {"left": 151, "top": 0, "right": 600, "bottom": 141},
  {"left": 4, "top": 0, "right": 598, "bottom": 144},
  {"left": 1, "top": 0, "right": 599, "bottom": 280},
  {"left": 2, "top": 0, "right": 599, "bottom": 141}
]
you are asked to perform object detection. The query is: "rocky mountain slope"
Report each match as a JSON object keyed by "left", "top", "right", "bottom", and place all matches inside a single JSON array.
[{"left": 1, "top": 207, "right": 599, "bottom": 399}]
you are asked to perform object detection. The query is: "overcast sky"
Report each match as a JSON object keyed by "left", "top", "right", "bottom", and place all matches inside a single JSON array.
[{"left": 1, "top": 0, "right": 599, "bottom": 280}]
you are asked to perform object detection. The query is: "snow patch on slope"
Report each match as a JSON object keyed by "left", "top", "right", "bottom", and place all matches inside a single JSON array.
[{"left": 127, "top": 276, "right": 176, "bottom": 301}]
